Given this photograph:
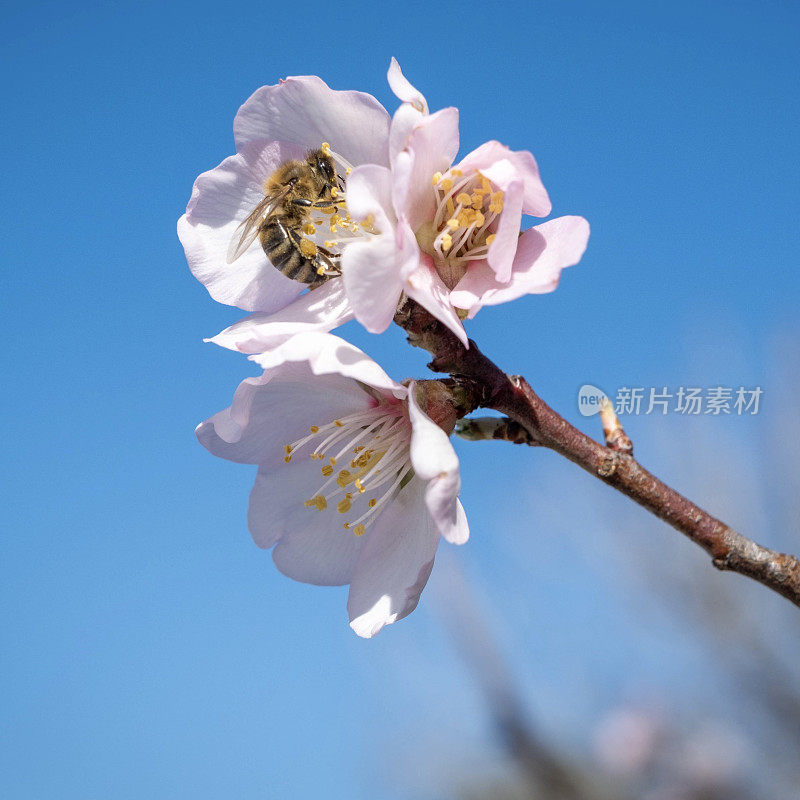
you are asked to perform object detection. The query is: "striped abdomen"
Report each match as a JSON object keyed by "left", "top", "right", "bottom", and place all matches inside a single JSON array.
[{"left": 259, "top": 220, "right": 318, "bottom": 284}]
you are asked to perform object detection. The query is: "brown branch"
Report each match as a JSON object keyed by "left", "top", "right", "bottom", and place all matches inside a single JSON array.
[{"left": 394, "top": 299, "right": 800, "bottom": 609}]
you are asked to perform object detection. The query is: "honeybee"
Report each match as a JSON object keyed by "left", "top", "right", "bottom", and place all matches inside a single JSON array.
[{"left": 227, "top": 148, "right": 343, "bottom": 284}]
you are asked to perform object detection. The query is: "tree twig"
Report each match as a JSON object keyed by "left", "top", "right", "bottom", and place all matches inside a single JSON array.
[
  {"left": 599, "top": 397, "right": 633, "bottom": 454},
  {"left": 394, "top": 299, "right": 800, "bottom": 609}
]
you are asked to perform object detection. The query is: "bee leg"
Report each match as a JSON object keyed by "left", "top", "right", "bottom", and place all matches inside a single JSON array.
[
  {"left": 291, "top": 198, "right": 341, "bottom": 210},
  {"left": 314, "top": 250, "right": 341, "bottom": 278}
]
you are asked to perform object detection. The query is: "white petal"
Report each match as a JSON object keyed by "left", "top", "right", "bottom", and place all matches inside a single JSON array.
[
  {"left": 341, "top": 168, "right": 417, "bottom": 334},
  {"left": 254, "top": 460, "right": 367, "bottom": 586},
  {"left": 404, "top": 259, "right": 469, "bottom": 347},
  {"left": 234, "top": 75, "right": 390, "bottom": 167},
  {"left": 251, "top": 333, "right": 406, "bottom": 398},
  {"left": 387, "top": 58, "right": 428, "bottom": 112},
  {"left": 387, "top": 58, "right": 428, "bottom": 163},
  {"left": 408, "top": 382, "right": 466, "bottom": 544},
  {"left": 347, "top": 478, "right": 439, "bottom": 638},
  {"left": 178, "top": 140, "right": 306, "bottom": 313},
  {"left": 208, "top": 279, "right": 354, "bottom": 354},
  {"left": 196, "top": 368, "right": 370, "bottom": 465},
  {"left": 345, "top": 164, "right": 395, "bottom": 232},
  {"left": 450, "top": 216, "right": 590, "bottom": 314},
  {"left": 399, "top": 108, "right": 460, "bottom": 231},
  {"left": 342, "top": 235, "right": 405, "bottom": 334}
]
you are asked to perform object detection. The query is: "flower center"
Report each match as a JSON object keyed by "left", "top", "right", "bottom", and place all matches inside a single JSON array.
[
  {"left": 283, "top": 400, "right": 413, "bottom": 536},
  {"left": 416, "top": 168, "right": 502, "bottom": 289}
]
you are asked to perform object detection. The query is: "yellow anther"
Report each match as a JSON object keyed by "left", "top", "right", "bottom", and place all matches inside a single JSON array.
[
  {"left": 446, "top": 217, "right": 459, "bottom": 230},
  {"left": 334, "top": 420, "right": 343, "bottom": 427},
  {"left": 481, "top": 176, "right": 491, "bottom": 192},
  {"left": 304, "top": 495, "right": 327, "bottom": 511},
  {"left": 329, "top": 457, "right": 336, "bottom": 465},
  {"left": 284, "top": 444, "right": 292, "bottom": 454},
  {"left": 440, "top": 233, "right": 453, "bottom": 251},
  {"left": 439, "top": 178, "right": 453, "bottom": 193},
  {"left": 337, "top": 498, "right": 352, "bottom": 514},
  {"left": 284, "top": 455, "right": 292, "bottom": 463},
  {"left": 354, "top": 479, "right": 365, "bottom": 493},
  {"left": 324, "top": 241, "right": 338, "bottom": 249},
  {"left": 489, "top": 191, "right": 504, "bottom": 213},
  {"left": 450, "top": 168, "right": 463, "bottom": 177},
  {"left": 321, "top": 465, "right": 333, "bottom": 477},
  {"left": 446, "top": 198, "right": 455, "bottom": 217},
  {"left": 353, "top": 524, "right": 366, "bottom": 537},
  {"left": 455, "top": 192, "right": 472, "bottom": 206},
  {"left": 432, "top": 171, "right": 443, "bottom": 186},
  {"left": 346, "top": 167, "right": 352, "bottom": 175},
  {"left": 353, "top": 446, "right": 364, "bottom": 453},
  {"left": 486, "top": 233, "right": 496, "bottom": 245},
  {"left": 472, "top": 210, "right": 485, "bottom": 228},
  {"left": 300, "top": 238, "right": 317, "bottom": 257},
  {"left": 302, "top": 222, "right": 316, "bottom": 235},
  {"left": 316, "top": 266, "right": 325, "bottom": 276},
  {"left": 309, "top": 425, "right": 319, "bottom": 433},
  {"left": 343, "top": 522, "right": 350, "bottom": 529},
  {"left": 368, "top": 499, "right": 377, "bottom": 507},
  {"left": 336, "top": 470, "right": 352, "bottom": 487},
  {"left": 330, "top": 187, "right": 339, "bottom": 198},
  {"left": 321, "top": 142, "right": 331, "bottom": 154}
]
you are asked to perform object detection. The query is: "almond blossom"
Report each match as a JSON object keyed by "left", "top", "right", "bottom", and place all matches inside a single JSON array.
[
  {"left": 196, "top": 332, "right": 468, "bottom": 638},
  {"left": 177, "top": 74, "right": 391, "bottom": 338},
  {"left": 339, "top": 59, "right": 591, "bottom": 344},
  {"left": 179, "top": 61, "right": 589, "bottom": 354}
]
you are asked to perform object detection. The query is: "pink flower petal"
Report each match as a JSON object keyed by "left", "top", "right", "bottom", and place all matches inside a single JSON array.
[
  {"left": 399, "top": 108, "right": 460, "bottom": 230},
  {"left": 233, "top": 75, "right": 391, "bottom": 168},
  {"left": 208, "top": 279, "right": 354, "bottom": 354},
  {"left": 342, "top": 165, "right": 419, "bottom": 333},
  {"left": 342, "top": 236, "right": 406, "bottom": 334},
  {"left": 387, "top": 58, "right": 429, "bottom": 163},
  {"left": 178, "top": 139, "right": 306, "bottom": 312},
  {"left": 408, "top": 383, "right": 468, "bottom": 545},
  {"left": 267, "top": 471, "right": 368, "bottom": 585},
  {"left": 479, "top": 158, "right": 525, "bottom": 283},
  {"left": 251, "top": 332, "right": 405, "bottom": 397},
  {"left": 344, "top": 164, "right": 395, "bottom": 230},
  {"left": 387, "top": 57, "right": 428, "bottom": 112},
  {"left": 404, "top": 257, "right": 469, "bottom": 347},
  {"left": 347, "top": 478, "right": 439, "bottom": 638},
  {"left": 196, "top": 369, "right": 370, "bottom": 466},
  {"left": 456, "top": 140, "right": 551, "bottom": 217},
  {"left": 450, "top": 215, "right": 590, "bottom": 314}
]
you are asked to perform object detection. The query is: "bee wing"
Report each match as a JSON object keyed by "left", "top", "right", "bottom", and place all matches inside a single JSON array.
[{"left": 226, "top": 189, "right": 288, "bottom": 264}]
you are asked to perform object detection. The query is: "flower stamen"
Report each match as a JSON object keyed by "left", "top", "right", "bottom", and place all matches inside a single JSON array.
[{"left": 283, "top": 400, "right": 414, "bottom": 535}]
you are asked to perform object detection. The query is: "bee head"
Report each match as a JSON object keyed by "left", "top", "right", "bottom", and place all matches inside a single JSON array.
[{"left": 309, "top": 150, "right": 336, "bottom": 185}]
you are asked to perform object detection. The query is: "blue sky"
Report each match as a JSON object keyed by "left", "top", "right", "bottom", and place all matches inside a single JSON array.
[{"left": 2, "top": 1, "right": 799, "bottom": 798}]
